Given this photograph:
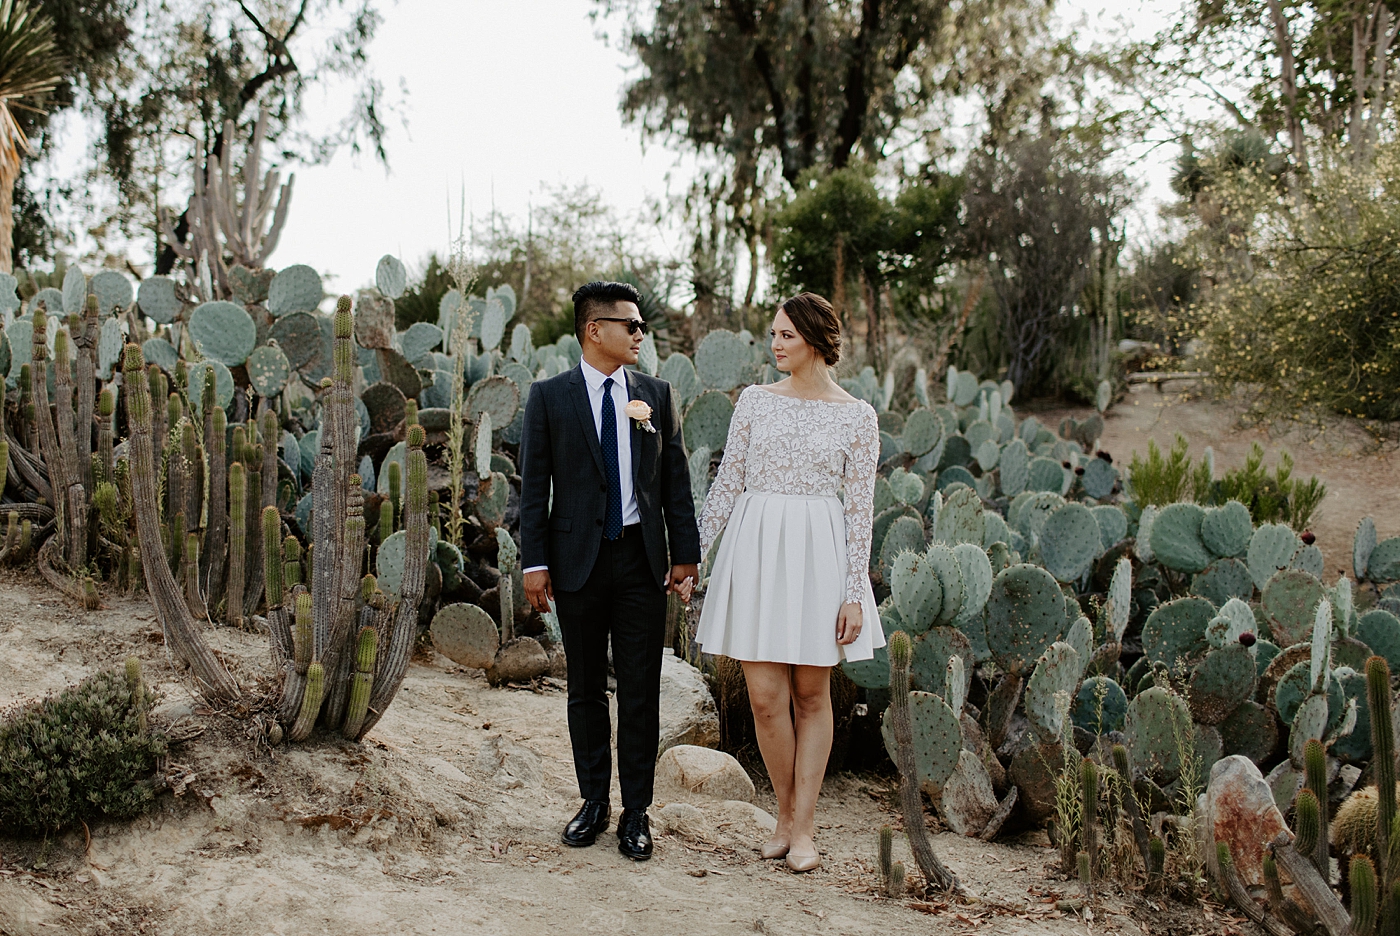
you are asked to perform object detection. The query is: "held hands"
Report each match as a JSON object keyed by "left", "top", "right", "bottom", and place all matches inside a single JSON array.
[
  {"left": 836, "top": 602, "right": 863, "bottom": 646},
  {"left": 666, "top": 563, "right": 699, "bottom": 603}
]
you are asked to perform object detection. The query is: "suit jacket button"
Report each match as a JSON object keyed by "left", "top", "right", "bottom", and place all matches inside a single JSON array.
[{"left": 595, "top": 519, "right": 603, "bottom": 526}]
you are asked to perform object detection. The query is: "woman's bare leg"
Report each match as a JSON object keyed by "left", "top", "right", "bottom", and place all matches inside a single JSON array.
[
  {"left": 742, "top": 660, "right": 797, "bottom": 849},
  {"left": 787, "top": 665, "right": 833, "bottom": 858}
]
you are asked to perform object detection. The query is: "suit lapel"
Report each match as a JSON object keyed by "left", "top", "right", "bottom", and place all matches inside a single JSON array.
[
  {"left": 628, "top": 372, "right": 645, "bottom": 485},
  {"left": 568, "top": 366, "right": 606, "bottom": 476}
]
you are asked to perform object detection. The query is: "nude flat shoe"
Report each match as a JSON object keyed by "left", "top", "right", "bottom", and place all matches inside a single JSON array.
[
  {"left": 760, "top": 839, "right": 790, "bottom": 860},
  {"left": 785, "top": 852, "right": 820, "bottom": 873}
]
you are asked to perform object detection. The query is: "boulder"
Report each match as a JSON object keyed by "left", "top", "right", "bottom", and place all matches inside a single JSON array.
[
  {"left": 655, "top": 745, "right": 755, "bottom": 802},
  {"left": 939, "top": 749, "right": 999, "bottom": 836},
  {"left": 658, "top": 652, "right": 720, "bottom": 754},
  {"left": 476, "top": 734, "right": 542, "bottom": 789},
  {"left": 1206, "top": 755, "right": 1291, "bottom": 887},
  {"left": 1008, "top": 739, "right": 1064, "bottom": 825},
  {"left": 718, "top": 799, "right": 777, "bottom": 834},
  {"left": 486, "top": 637, "right": 548, "bottom": 685},
  {"left": 654, "top": 802, "right": 710, "bottom": 841}
]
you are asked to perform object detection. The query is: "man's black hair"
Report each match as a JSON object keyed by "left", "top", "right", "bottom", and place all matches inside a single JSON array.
[{"left": 572, "top": 280, "right": 643, "bottom": 341}]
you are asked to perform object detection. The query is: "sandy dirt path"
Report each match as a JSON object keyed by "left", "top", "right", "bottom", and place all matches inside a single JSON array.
[{"left": 0, "top": 572, "right": 1173, "bottom": 936}]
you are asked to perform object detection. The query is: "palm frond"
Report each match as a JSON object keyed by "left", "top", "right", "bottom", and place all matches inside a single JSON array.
[{"left": 0, "top": 0, "right": 64, "bottom": 165}]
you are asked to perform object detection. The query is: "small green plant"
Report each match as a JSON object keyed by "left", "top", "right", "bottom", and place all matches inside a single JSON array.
[
  {"left": 0, "top": 663, "right": 166, "bottom": 836},
  {"left": 1127, "top": 435, "right": 1200, "bottom": 507}
]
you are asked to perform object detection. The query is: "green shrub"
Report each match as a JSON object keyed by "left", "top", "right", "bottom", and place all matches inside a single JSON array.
[
  {"left": 1126, "top": 433, "right": 1325, "bottom": 531},
  {"left": 0, "top": 668, "right": 166, "bottom": 837}
]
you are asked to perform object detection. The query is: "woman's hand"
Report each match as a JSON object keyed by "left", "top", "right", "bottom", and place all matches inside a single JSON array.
[{"left": 836, "top": 602, "right": 863, "bottom": 645}]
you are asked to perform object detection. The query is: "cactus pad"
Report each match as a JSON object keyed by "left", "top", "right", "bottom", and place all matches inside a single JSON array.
[
  {"left": 1292, "top": 544, "right": 1325, "bottom": 578},
  {"left": 1142, "top": 596, "right": 1214, "bottom": 670},
  {"left": 934, "top": 486, "right": 983, "bottom": 545},
  {"left": 1189, "top": 644, "right": 1257, "bottom": 724},
  {"left": 188, "top": 301, "right": 256, "bottom": 366},
  {"left": 229, "top": 265, "right": 274, "bottom": 303},
  {"left": 881, "top": 690, "right": 963, "bottom": 794},
  {"left": 375, "top": 254, "right": 408, "bottom": 299},
  {"left": 61, "top": 265, "right": 85, "bottom": 315},
  {"left": 431, "top": 602, "right": 499, "bottom": 669},
  {"left": 986, "top": 563, "right": 1067, "bottom": 675},
  {"left": 974, "top": 438, "right": 1000, "bottom": 471},
  {"left": 951, "top": 543, "right": 993, "bottom": 628},
  {"left": 1275, "top": 662, "right": 1345, "bottom": 729},
  {"left": 879, "top": 520, "right": 926, "bottom": 574},
  {"left": 480, "top": 296, "right": 507, "bottom": 351},
  {"left": 693, "top": 329, "right": 747, "bottom": 391},
  {"left": 1201, "top": 500, "right": 1253, "bottom": 558},
  {"left": 246, "top": 344, "right": 291, "bottom": 398},
  {"left": 902, "top": 408, "right": 942, "bottom": 458},
  {"left": 1150, "top": 503, "right": 1213, "bottom": 573},
  {"left": 888, "top": 468, "right": 925, "bottom": 506},
  {"left": 936, "top": 465, "right": 975, "bottom": 492},
  {"left": 97, "top": 317, "right": 123, "bottom": 379},
  {"left": 1247, "top": 523, "right": 1301, "bottom": 590},
  {"left": 135, "top": 271, "right": 180, "bottom": 323},
  {"left": 841, "top": 645, "right": 890, "bottom": 689},
  {"left": 890, "top": 550, "right": 941, "bottom": 634},
  {"left": 1217, "top": 700, "right": 1279, "bottom": 763},
  {"left": 362, "top": 381, "right": 408, "bottom": 435},
  {"left": 998, "top": 438, "right": 1030, "bottom": 496},
  {"left": 90, "top": 270, "right": 132, "bottom": 314},
  {"left": 1332, "top": 668, "right": 1372, "bottom": 761},
  {"left": 1106, "top": 557, "right": 1132, "bottom": 642},
  {"left": 400, "top": 321, "right": 443, "bottom": 365},
  {"left": 1205, "top": 597, "right": 1257, "bottom": 649},
  {"left": 1367, "top": 537, "right": 1400, "bottom": 582},
  {"left": 1358, "top": 609, "right": 1400, "bottom": 671},
  {"left": 1261, "top": 569, "right": 1326, "bottom": 646},
  {"left": 464, "top": 375, "right": 521, "bottom": 429},
  {"left": 1091, "top": 505, "right": 1128, "bottom": 552},
  {"left": 1355, "top": 517, "right": 1378, "bottom": 580},
  {"left": 1025, "top": 641, "right": 1082, "bottom": 740},
  {"left": 1080, "top": 456, "right": 1116, "bottom": 499},
  {"left": 27, "top": 286, "right": 62, "bottom": 318},
  {"left": 1190, "top": 557, "right": 1254, "bottom": 607},
  {"left": 268, "top": 264, "right": 323, "bottom": 317},
  {"left": 1125, "top": 686, "right": 1193, "bottom": 784},
  {"left": 659, "top": 352, "right": 701, "bottom": 406},
  {"left": 1071, "top": 676, "right": 1128, "bottom": 734},
  {"left": 951, "top": 370, "right": 979, "bottom": 406},
  {"left": 910, "top": 626, "right": 973, "bottom": 697},
  {"left": 375, "top": 441, "right": 405, "bottom": 495},
  {"left": 683, "top": 390, "right": 735, "bottom": 454},
  {"left": 268, "top": 310, "right": 323, "bottom": 375},
  {"left": 1027, "top": 457, "right": 1066, "bottom": 493},
  {"left": 1136, "top": 505, "right": 1158, "bottom": 563},
  {"left": 1038, "top": 502, "right": 1101, "bottom": 583}
]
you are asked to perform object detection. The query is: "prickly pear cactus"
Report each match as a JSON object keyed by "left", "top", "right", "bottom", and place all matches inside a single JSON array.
[
  {"left": 902, "top": 408, "right": 942, "bottom": 458},
  {"left": 1190, "top": 557, "right": 1254, "bottom": 606},
  {"left": 1355, "top": 517, "right": 1378, "bottom": 580},
  {"left": 1218, "top": 700, "right": 1279, "bottom": 763},
  {"left": 1091, "top": 504, "right": 1127, "bottom": 552},
  {"left": 660, "top": 353, "right": 701, "bottom": 407},
  {"left": 933, "top": 486, "right": 982, "bottom": 545},
  {"left": 1189, "top": 643, "right": 1257, "bottom": 724},
  {"left": 1038, "top": 502, "right": 1100, "bottom": 583},
  {"left": 188, "top": 301, "right": 257, "bottom": 366},
  {"left": 683, "top": 390, "right": 735, "bottom": 454},
  {"left": 1025, "top": 641, "right": 1081, "bottom": 740},
  {"left": 1150, "top": 503, "right": 1213, "bottom": 573},
  {"left": 246, "top": 344, "right": 291, "bottom": 398},
  {"left": 1367, "top": 537, "right": 1400, "bottom": 582},
  {"left": 61, "top": 265, "right": 85, "bottom": 315},
  {"left": 1248, "top": 523, "right": 1302, "bottom": 590},
  {"left": 400, "top": 321, "right": 443, "bottom": 365},
  {"left": 1106, "top": 557, "right": 1131, "bottom": 643},
  {"left": 881, "top": 690, "right": 963, "bottom": 795},
  {"left": 999, "top": 438, "right": 1030, "bottom": 497},
  {"left": 925, "top": 545, "right": 965, "bottom": 625},
  {"left": 268, "top": 264, "right": 323, "bottom": 317},
  {"left": 186, "top": 360, "right": 232, "bottom": 415},
  {"left": 1142, "top": 596, "right": 1214, "bottom": 670},
  {"left": 1358, "top": 609, "right": 1400, "bottom": 670},
  {"left": 1072, "top": 676, "right": 1128, "bottom": 734},
  {"left": 879, "top": 520, "right": 926, "bottom": 573},
  {"left": 1125, "top": 686, "right": 1193, "bottom": 784},
  {"left": 464, "top": 375, "right": 520, "bottom": 429},
  {"left": 1261, "top": 569, "right": 1326, "bottom": 647},
  {"left": 1201, "top": 500, "right": 1253, "bottom": 558},
  {"left": 888, "top": 468, "right": 925, "bottom": 506},
  {"left": 1205, "top": 597, "right": 1256, "bottom": 648},
  {"left": 910, "top": 626, "right": 973, "bottom": 697},
  {"left": 1027, "top": 457, "right": 1066, "bottom": 494},
  {"left": 890, "top": 550, "right": 941, "bottom": 634},
  {"left": 985, "top": 563, "right": 1067, "bottom": 676},
  {"left": 951, "top": 543, "right": 992, "bottom": 628},
  {"left": 98, "top": 317, "right": 123, "bottom": 379},
  {"left": 375, "top": 254, "right": 408, "bottom": 299}
]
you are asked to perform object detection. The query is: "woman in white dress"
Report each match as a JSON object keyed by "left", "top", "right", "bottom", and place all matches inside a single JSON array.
[{"left": 696, "top": 292, "right": 885, "bottom": 873}]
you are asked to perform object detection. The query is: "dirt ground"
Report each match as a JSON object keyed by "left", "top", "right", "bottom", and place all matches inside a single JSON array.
[
  {"left": 0, "top": 574, "right": 1206, "bottom": 936},
  {"left": 1036, "top": 381, "right": 1400, "bottom": 572}
]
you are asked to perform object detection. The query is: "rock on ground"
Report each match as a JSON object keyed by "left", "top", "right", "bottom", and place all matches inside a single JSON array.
[
  {"left": 477, "top": 734, "right": 542, "bottom": 789},
  {"left": 658, "top": 652, "right": 720, "bottom": 754},
  {"left": 655, "top": 744, "right": 755, "bottom": 802},
  {"left": 1205, "top": 754, "right": 1291, "bottom": 887}
]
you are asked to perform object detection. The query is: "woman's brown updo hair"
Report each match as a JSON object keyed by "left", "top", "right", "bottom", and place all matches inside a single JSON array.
[{"left": 779, "top": 292, "right": 842, "bottom": 366}]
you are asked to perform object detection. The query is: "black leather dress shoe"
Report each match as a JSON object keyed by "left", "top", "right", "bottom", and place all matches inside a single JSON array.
[
  {"left": 562, "top": 800, "right": 610, "bottom": 847},
  {"left": 617, "top": 808, "right": 653, "bottom": 861}
]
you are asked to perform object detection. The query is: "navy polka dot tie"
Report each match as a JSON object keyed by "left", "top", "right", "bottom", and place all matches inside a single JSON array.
[{"left": 601, "top": 377, "right": 624, "bottom": 540}]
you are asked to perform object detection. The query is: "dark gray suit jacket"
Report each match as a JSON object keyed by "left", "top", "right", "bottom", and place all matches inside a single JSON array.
[{"left": 518, "top": 363, "right": 701, "bottom": 593}]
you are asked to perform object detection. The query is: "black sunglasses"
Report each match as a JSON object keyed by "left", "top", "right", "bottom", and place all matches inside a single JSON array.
[{"left": 594, "top": 317, "right": 648, "bottom": 335}]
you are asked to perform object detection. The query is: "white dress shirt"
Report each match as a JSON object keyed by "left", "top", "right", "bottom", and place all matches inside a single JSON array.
[{"left": 522, "top": 360, "right": 641, "bottom": 575}]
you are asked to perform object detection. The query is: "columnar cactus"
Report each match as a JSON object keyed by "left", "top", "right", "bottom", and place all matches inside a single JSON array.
[
  {"left": 341, "top": 625, "right": 378, "bottom": 739},
  {"left": 122, "top": 343, "right": 239, "bottom": 701},
  {"left": 1305, "top": 738, "right": 1329, "bottom": 876},
  {"left": 227, "top": 462, "right": 246, "bottom": 627},
  {"left": 202, "top": 373, "right": 228, "bottom": 607},
  {"left": 263, "top": 506, "right": 290, "bottom": 665},
  {"left": 1368, "top": 656, "right": 1396, "bottom": 889},
  {"left": 887, "top": 630, "right": 961, "bottom": 893}
]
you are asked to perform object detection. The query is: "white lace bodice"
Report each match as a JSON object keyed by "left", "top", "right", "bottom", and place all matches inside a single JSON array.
[{"left": 698, "top": 385, "right": 880, "bottom": 603}]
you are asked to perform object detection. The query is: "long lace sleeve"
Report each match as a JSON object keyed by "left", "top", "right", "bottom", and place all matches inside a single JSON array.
[
  {"left": 841, "top": 404, "right": 880, "bottom": 604},
  {"left": 698, "top": 388, "right": 754, "bottom": 557}
]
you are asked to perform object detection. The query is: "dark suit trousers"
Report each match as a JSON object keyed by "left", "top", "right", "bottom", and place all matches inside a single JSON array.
[{"left": 554, "top": 530, "right": 667, "bottom": 809}]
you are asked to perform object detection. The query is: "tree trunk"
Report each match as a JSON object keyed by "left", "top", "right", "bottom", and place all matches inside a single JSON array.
[{"left": 0, "top": 154, "right": 15, "bottom": 274}]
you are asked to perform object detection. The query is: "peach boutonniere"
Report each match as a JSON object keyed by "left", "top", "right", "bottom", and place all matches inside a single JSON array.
[{"left": 625, "top": 399, "right": 656, "bottom": 433}]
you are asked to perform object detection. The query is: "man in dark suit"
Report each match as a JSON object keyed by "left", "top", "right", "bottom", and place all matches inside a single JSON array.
[{"left": 519, "top": 281, "right": 701, "bottom": 861}]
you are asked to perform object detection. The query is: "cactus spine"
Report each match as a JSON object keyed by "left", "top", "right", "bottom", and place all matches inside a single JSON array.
[
  {"left": 121, "top": 343, "right": 239, "bottom": 701},
  {"left": 227, "top": 461, "right": 246, "bottom": 627},
  {"left": 887, "top": 629, "right": 961, "bottom": 893}
]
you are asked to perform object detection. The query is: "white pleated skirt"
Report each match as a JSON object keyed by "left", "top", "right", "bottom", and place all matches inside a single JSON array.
[{"left": 696, "top": 491, "right": 885, "bottom": 666}]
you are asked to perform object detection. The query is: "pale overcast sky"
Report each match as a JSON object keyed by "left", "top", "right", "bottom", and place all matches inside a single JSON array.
[{"left": 270, "top": 0, "right": 1181, "bottom": 294}]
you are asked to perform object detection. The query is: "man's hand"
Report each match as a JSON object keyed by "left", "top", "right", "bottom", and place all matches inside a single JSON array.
[
  {"left": 666, "top": 563, "right": 699, "bottom": 603},
  {"left": 524, "top": 569, "right": 554, "bottom": 614}
]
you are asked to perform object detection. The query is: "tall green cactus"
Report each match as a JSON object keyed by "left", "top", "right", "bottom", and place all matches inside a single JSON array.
[
  {"left": 1295, "top": 788, "right": 1322, "bottom": 857},
  {"left": 264, "top": 505, "right": 290, "bottom": 665},
  {"left": 122, "top": 343, "right": 239, "bottom": 701},
  {"left": 1305, "top": 738, "right": 1330, "bottom": 877},
  {"left": 388, "top": 459, "right": 401, "bottom": 527},
  {"left": 227, "top": 461, "right": 246, "bottom": 627},
  {"left": 184, "top": 532, "right": 206, "bottom": 618},
  {"left": 289, "top": 661, "right": 323, "bottom": 742},
  {"left": 887, "top": 629, "right": 961, "bottom": 893},
  {"left": 1354, "top": 855, "right": 1379, "bottom": 936},
  {"left": 96, "top": 387, "right": 114, "bottom": 481},
  {"left": 203, "top": 382, "right": 228, "bottom": 608},
  {"left": 341, "top": 626, "right": 378, "bottom": 739},
  {"left": 283, "top": 535, "right": 302, "bottom": 587}
]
